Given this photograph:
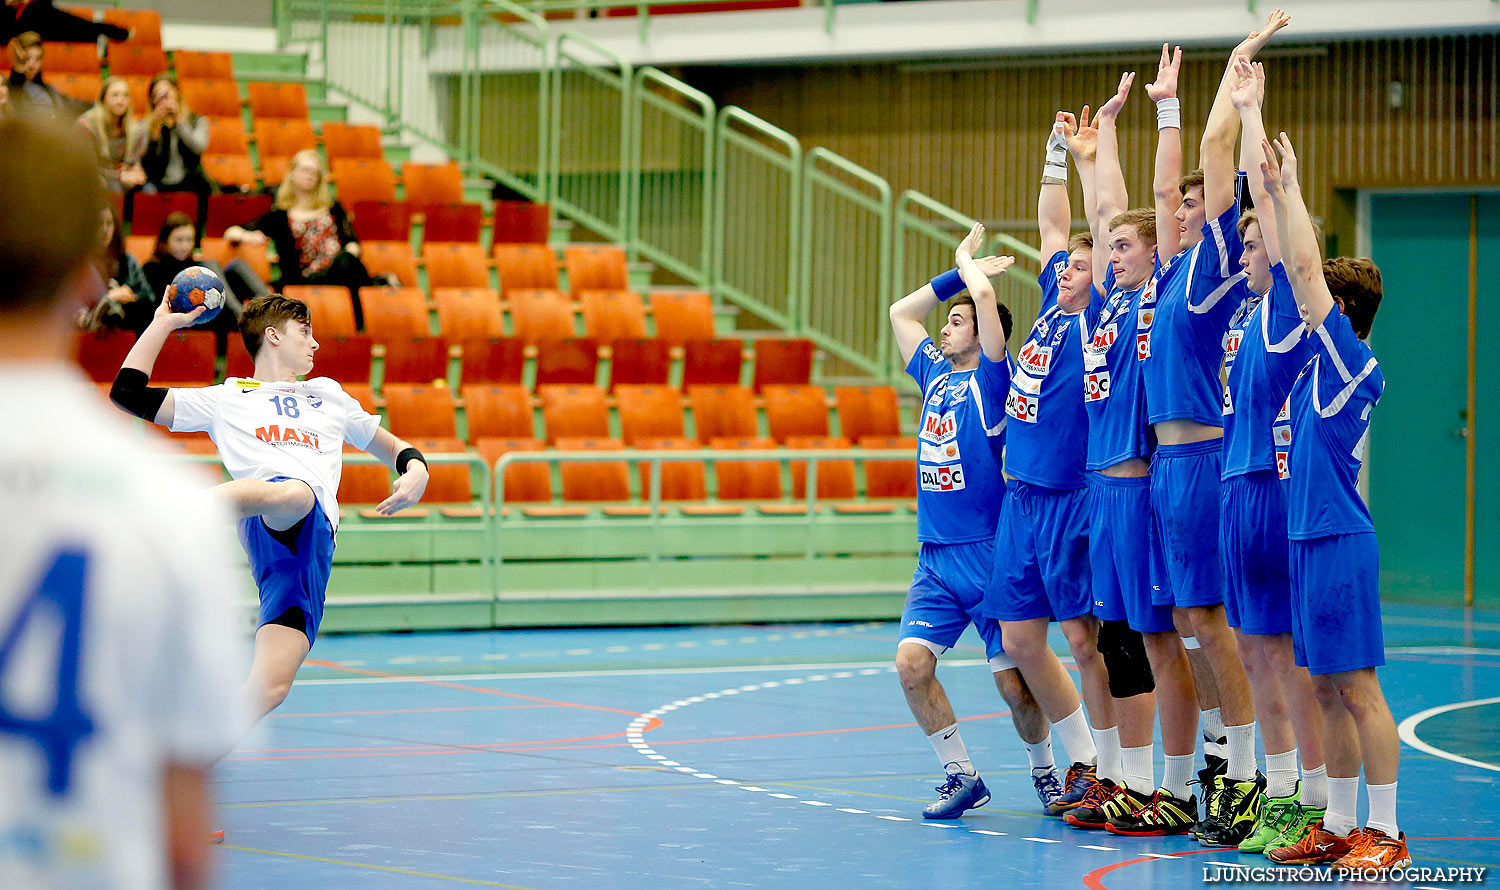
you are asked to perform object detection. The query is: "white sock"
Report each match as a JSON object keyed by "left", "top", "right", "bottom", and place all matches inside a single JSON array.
[
  {"left": 1122, "top": 744, "right": 1154, "bottom": 794},
  {"left": 1024, "top": 734, "right": 1055, "bottom": 773},
  {"left": 1052, "top": 707, "right": 1097, "bottom": 768},
  {"left": 1301, "top": 762, "right": 1329, "bottom": 809},
  {"left": 1325, "top": 775, "right": 1360, "bottom": 836},
  {"left": 1226, "top": 722, "right": 1258, "bottom": 781},
  {"left": 1164, "top": 753, "right": 1196, "bottom": 801},
  {"left": 927, "top": 724, "right": 975, "bottom": 775},
  {"left": 1094, "top": 725, "right": 1123, "bottom": 785},
  {"left": 1202, "top": 706, "right": 1225, "bottom": 742},
  {"left": 1365, "top": 781, "right": 1398, "bottom": 838},
  {"left": 1266, "top": 749, "right": 1300, "bottom": 798}
]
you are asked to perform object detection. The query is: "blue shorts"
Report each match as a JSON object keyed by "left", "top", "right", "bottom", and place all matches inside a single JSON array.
[
  {"left": 901, "top": 540, "right": 1011, "bottom": 667},
  {"left": 1289, "top": 532, "right": 1385, "bottom": 675},
  {"left": 1219, "top": 471, "right": 1294, "bottom": 635},
  {"left": 237, "top": 481, "right": 334, "bottom": 646},
  {"left": 1087, "top": 474, "right": 1175, "bottom": 634},
  {"left": 985, "top": 483, "right": 1092, "bottom": 623},
  {"left": 1149, "top": 440, "right": 1225, "bottom": 608}
]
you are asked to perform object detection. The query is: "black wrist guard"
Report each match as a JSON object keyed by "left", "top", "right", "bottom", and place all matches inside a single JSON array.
[{"left": 396, "top": 446, "right": 427, "bottom": 474}]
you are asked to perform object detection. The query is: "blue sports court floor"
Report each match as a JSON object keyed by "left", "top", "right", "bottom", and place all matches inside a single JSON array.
[{"left": 216, "top": 602, "right": 1500, "bottom": 890}]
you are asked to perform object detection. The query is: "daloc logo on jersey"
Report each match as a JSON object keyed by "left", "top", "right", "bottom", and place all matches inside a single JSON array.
[
  {"left": 1085, "top": 371, "right": 1111, "bottom": 402},
  {"left": 1006, "top": 391, "right": 1039, "bottom": 423},
  {"left": 1276, "top": 450, "right": 1290, "bottom": 479},
  {"left": 919, "top": 465, "right": 965, "bottom": 492}
]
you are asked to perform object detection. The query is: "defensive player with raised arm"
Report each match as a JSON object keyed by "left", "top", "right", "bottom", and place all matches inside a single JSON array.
[
  {"left": 0, "top": 115, "right": 244, "bottom": 890},
  {"left": 109, "top": 294, "right": 430, "bottom": 740},
  {"left": 1222, "top": 57, "right": 1330, "bottom": 856},
  {"left": 1257, "top": 133, "right": 1409, "bottom": 872},
  {"left": 889, "top": 225, "right": 1058, "bottom": 819},
  {"left": 983, "top": 111, "right": 1120, "bottom": 818},
  {"left": 1136, "top": 9, "right": 1292, "bottom": 844},
  {"left": 1061, "top": 70, "right": 1201, "bottom": 837}
]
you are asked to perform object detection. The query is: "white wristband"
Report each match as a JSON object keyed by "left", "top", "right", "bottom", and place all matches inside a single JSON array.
[
  {"left": 1042, "top": 163, "right": 1068, "bottom": 183},
  {"left": 1156, "top": 97, "right": 1181, "bottom": 130},
  {"left": 1043, "top": 123, "right": 1068, "bottom": 182}
]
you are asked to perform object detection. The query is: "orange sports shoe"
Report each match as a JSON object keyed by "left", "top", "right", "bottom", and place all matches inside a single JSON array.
[
  {"left": 1264, "top": 821, "right": 1360, "bottom": 865},
  {"left": 208, "top": 829, "right": 225, "bottom": 845},
  {"left": 1334, "top": 829, "right": 1411, "bottom": 873}
]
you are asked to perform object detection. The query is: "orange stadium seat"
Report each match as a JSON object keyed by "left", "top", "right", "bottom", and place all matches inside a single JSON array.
[
  {"left": 835, "top": 385, "right": 902, "bottom": 441},
  {"left": 172, "top": 50, "right": 233, "bottom": 80},
  {"left": 321, "top": 122, "right": 384, "bottom": 162},
  {"left": 358, "top": 286, "right": 428, "bottom": 339},
  {"left": 102, "top": 8, "right": 162, "bottom": 45},
  {"left": 475, "top": 437, "right": 553, "bottom": 506},
  {"left": 606, "top": 338, "right": 671, "bottom": 390},
  {"left": 563, "top": 244, "right": 628, "bottom": 297},
  {"left": 407, "top": 437, "right": 475, "bottom": 505},
  {"left": 201, "top": 154, "right": 257, "bottom": 191},
  {"left": 383, "top": 383, "right": 457, "bottom": 438},
  {"left": 710, "top": 437, "right": 781, "bottom": 501},
  {"left": 153, "top": 332, "right": 217, "bottom": 386},
  {"left": 223, "top": 337, "right": 254, "bottom": 379},
  {"left": 308, "top": 335, "right": 373, "bottom": 383},
  {"left": 381, "top": 336, "right": 448, "bottom": 383},
  {"left": 178, "top": 78, "right": 240, "bottom": 118},
  {"left": 331, "top": 158, "right": 397, "bottom": 204},
  {"left": 204, "top": 193, "right": 270, "bottom": 239},
  {"left": 42, "top": 42, "right": 98, "bottom": 73},
  {"left": 787, "top": 435, "right": 857, "bottom": 500},
  {"left": 533, "top": 338, "right": 598, "bottom": 388},
  {"left": 688, "top": 385, "right": 757, "bottom": 442},
  {"left": 420, "top": 203, "right": 484, "bottom": 245},
  {"left": 200, "top": 238, "right": 272, "bottom": 285},
  {"left": 860, "top": 435, "right": 918, "bottom": 499},
  {"left": 434, "top": 288, "right": 504, "bottom": 339},
  {"left": 105, "top": 44, "right": 165, "bottom": 77},
  {"left": 649, "top": 291, "right": 715, "bottom": 345},
  {"left": 343, "top": 383, "right": 378, "bottom": 414},
  {"left": 119, "top": 74, "right": 151, "bottom": 115},
  {"left": 762, "top": 384, "right": 830, "bottom": 442},
  {"left": 247, "top": 81, "right": 308, "bottom": 120},
  {"left": 424, "top": 243, "right": 490, "bottom": 289},
  {"left": 555, "top": 437, "right": 630, "bottom": 503},
  {"left": 401, "top": 162, "right": 464, "bottom": 206},
  {"left": 491, "top": 200, "right": 551, "bottom": 245},
  {"left": 348, "top": 201, "right": 411, "bottom": 243},
  {"left": 73, "top": 330, "right": 135, "bottom": 382},
  {"left": 130, "top": 191, "right": 196, "bottom": 232},
  {"left": 124, "top": 234, "right": 152, "bottom": 264},
  {"left": 493, "top": 244, "right": 560, "bottom": 296},
  {"left": 337, "top": 455, "right": 392, "bottom": 506},
  {"left": 46, "top": 72, "right": 98, "bottom": 104},
  {"left": 682, "top": 338, "right": 743, "bottom": 387},
  {"left": 457, "top": 337, "right": 525, "bottom": 385},
  {"left": 283, "top": 286, "right": 358, "bottom": 337},
  {"left": 259, "top": 155, "right": 292, "bottom": 189},
  {"left": 752, "top": 338, "right": 814, "bottom": 391},
  {"left": 615, "top": 384, "right": 685, "bottom": 445},
  {"left": 634, "top": 437, "right": 707, "bottom": 502},
  {"left": 508, "top": 289, "right": 576, "bottom": 343},
  {"left": 358, "top": 241, "right": 419, "bottom": 288},
  {"left": 580, "top": 290, "right": 647, "bottom": 341},
  {"left": 461, "top": 384, "right": 534, "bottom": 441},
  {"left": 539, "top": 384, "right": 608, "bottom": 443},
  {"left": 253, "top": 118, "right": 317, "bottom": 166},
  {"left": 205, "top": 116, "right": 249, "bottom": 156}
]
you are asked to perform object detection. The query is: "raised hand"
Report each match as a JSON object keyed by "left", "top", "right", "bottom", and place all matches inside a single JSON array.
[
  {"left": 1144, "top": 43, "right": 1183, "bottom": 102},
  {"left": 151, "top": 291, "right": 207, "bottom": 330},
  {"left": 1258, "top": 137, "right": 1283, "bottom": 194},
  {"left": 377, "top": 462, "right": 428, "bottom": 516},
  {"left": 1229, "top": 55, "right": 1259, "bottom": 109},
  {"left": 1272, "top": 131, "right": 1299, "bottom": 191},
  {"left": 1059, "top": 107, "right": 1098, "bottom": 161},
  {"left": 956, "top": 222, "right": 985, "bottom": 263},
  {"left": 974, "top": 255, "right": 1016, "bottom": 278},
  {"left": 1235, "top": 7, "right": 1291, "bottom": 60},
  {"left": 1096, "top": 72, "right": 1134, "bottom": 121}
]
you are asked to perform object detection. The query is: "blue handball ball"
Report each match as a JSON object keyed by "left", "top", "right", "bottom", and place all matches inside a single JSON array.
[{"left": 166, "top": 266, "right": 226, "bottom": 325}]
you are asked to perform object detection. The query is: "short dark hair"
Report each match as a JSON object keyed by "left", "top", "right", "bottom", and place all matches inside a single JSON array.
[
  {"left": 948, "top": 294, "right": 1013, "bottom": 340},
  {"left": 1179, "top": 168, "right": 1205, "bottom": 198},
  {"left": 1107, "top": 207, "right": 1156, "bottom": 247},
  {"left": 240, "top": 294, "right": 312, "bottom": 359},
  {"left": 0, "top": 116, "right": 105, "bottom": 311},
  {"left": 1322, "top": 257, "right": 1383, "bottom": 339}
]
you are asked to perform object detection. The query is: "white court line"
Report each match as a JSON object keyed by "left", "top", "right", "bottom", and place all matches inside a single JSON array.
[
  {"left": 1397, "top": 696, "right": 1500, "bottom": 773},
  {"left": 295, "top": 660, "right": 946, "bottom": 686}
]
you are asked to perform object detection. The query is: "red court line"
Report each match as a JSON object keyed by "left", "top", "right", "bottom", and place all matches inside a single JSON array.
[
  {"left": 269, "top": 704, "right": 553, "bottom": 719},
  {"left": 303, "top": 659, "right": 660, "bottom": 723}
]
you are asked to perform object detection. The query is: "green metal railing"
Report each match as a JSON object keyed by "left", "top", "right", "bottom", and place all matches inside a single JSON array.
[{"left": 276, "top": 0, "right": 1044, "bottom": 382}]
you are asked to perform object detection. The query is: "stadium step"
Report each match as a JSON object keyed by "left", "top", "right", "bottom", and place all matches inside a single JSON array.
[{"left": 230, "top": 49, "right": 309, "bottom": 79}]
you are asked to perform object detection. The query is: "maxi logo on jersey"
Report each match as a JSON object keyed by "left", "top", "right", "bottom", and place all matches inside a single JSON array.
[
  {"left": 255, "top": 424, "right": 321, "bottom": 450},
  {"left": 1017, "top": 340, "right": 1053, "bottom": 377},
  {"left": 921, "top": 411, "right": 957, "bottom": 444},
  {"left": 920, "top": 465, "right": 965, "bottom": 492}
]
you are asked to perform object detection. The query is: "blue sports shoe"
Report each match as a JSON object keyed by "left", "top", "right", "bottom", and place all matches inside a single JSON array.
[
  {"left": 1045, "top": 761, "right": 1101, "bottom": 817},
  {"left": 923, "top": 768, "right": 990, "bottom": 819},
  {"left": 1033, "top": 766, "right": 1065, "bottom": 810}
]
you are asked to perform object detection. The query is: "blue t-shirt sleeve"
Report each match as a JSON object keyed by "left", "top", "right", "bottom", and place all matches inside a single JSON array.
[
  {"left": 1186, "top": 205, "right": 1250, "bottom": 338},
  {"left": 976, "top": 350, "right": 1011, "bottom": 431},
  {"left": 1260, "top": 263, "right": 1309, "bottom": 397},
  {"left": 1038, "top": 250, "right": 1067, "bottom": 312},
  {"left": 1308, "top": 305, "right": 1382, "bottom": 421},
  {"left": 905, "top": 336, "right": 948, "bottom": 392}
]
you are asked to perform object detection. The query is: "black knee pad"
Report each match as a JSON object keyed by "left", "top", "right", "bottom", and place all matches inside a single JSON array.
[{"left": 1098, "top": 620, "right": 1155, "bottom": 698}]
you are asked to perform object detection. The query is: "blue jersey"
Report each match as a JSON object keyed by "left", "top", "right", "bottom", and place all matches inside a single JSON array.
[
  {"left": 1143, "top": 205, "right": 1252, "bottom": 426},
  {"left": 1084, "top": 262, "right": 1158, "bottom": 470},
  {"left": 1222, "top": 262, "right": 1309, "bottom": 479},
  {"left": 907, "top": 337, "right": 1010, "bottom": 544},
  {"left": 1277, "top": 305, "right": 1384, "bottom": 539},
  {"left": 1005, "top": 251, "right": 1097, "bottom": 490}
]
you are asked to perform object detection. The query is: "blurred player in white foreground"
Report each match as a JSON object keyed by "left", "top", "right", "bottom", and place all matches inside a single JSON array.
[
  {"left": 110, "top": 292, "right": 430, "bottom": 735},
  {"left": 0, "top": 116, "right": 245, "bottom": 889}
]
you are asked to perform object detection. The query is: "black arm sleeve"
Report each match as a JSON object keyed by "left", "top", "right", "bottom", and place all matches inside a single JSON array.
[{"left": 110, "top": 367, "right": 169, "bottom": 422}]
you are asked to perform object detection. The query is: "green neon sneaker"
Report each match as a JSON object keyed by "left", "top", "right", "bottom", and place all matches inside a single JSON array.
[
  {"left": 1239, "top": 786, "right": 1301, "bottom": 853},
  {"left": 1264, "top": 803, "right": 1328, "bottom": 858}
]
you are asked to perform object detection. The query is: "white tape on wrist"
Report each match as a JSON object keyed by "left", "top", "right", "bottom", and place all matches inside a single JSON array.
[{"left": 1156, "top": 97, "right": 1181, "bottom": 130}]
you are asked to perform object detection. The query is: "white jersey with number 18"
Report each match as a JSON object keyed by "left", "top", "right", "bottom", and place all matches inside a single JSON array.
[{"left": 0, "top": 367, "right": 246, "bottom": 890}]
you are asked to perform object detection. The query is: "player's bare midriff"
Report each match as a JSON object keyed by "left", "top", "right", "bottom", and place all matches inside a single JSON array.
[
  {"left": 1098, "top": 458, "right": 1149, "bottom": 478},
  {"left": 1154, "top": 418, "right": 1223, "bottom": 446}
]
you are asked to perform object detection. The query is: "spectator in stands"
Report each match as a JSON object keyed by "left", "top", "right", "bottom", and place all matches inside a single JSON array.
[
  {"left": 225, "top": 148, "right": 378, "bottom": 327},
  {"left": 142, "top": 210, "right": 262, "bottom": 345},
  {"left": 2, "top": 0, "right": 129, "bottom": 43},
  {"left": 7, "top": 31, "right": 86, "bottom": 119},
  {"left": 78, "top": 77, "right": 147, "bottom": 193},
  {"left": 140, "top": 73, "right": 214, "bottom": 223},
  {"left": 82, "top": 205, "right": 154, "bottom": 333}
]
